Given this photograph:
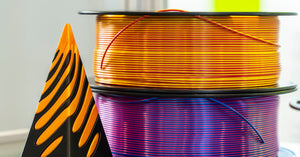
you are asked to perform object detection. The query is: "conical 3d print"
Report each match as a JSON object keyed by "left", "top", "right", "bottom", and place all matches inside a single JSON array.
[{"left": 22, "top": 24, "right": 112, "bottom": 157}]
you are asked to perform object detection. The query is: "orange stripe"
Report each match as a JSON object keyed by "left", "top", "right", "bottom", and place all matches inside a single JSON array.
[
  {"left": 87, "top": 133, "right": 100, "bottom": 157},
  {"left": 79, "top": 105, "right": 98, "bottom": 148},
  {"left": 72, "top": 85, "right": 93, "bottom": 133},
  {"left": 40, "top": 136, "right": 63, "bottom": 157}
]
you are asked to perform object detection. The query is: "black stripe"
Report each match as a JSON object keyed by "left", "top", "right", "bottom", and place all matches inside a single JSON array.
[
  {"left": 72, "top": 77, "right": 89, "bottom": 133},
  {"left": 47, "top": 52, "right": 63, "bottom": 81},
  {"left": 78, "top": 96, "right": 95, "bottom": 148},
  {"left": 52, "top": 50, "right": 60, "bottom": 62},
  {"left": 69, "top": 56, "right": 83, "bottom": 101},
  {"left": 40, "top": 51, "right": 71, "bottom": 101},
  {"left": 72, "top": 68, "right": 89, "bottom": 118}
]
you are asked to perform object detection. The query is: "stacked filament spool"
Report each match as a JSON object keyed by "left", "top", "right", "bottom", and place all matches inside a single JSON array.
[{"left": 80, "top": 10, "right": 296, "bottom": 156}]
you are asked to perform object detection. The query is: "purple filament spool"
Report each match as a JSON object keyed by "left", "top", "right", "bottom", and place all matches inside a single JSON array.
[{"left": 95, "top": 94, "right": 279, "bottom": 157}]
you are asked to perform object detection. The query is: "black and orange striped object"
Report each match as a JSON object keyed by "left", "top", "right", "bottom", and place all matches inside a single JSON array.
[{"left": 22, "top": 24, "right": 112, "bottom": 157}]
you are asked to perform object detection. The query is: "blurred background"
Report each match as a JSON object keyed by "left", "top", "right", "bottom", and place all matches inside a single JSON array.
[{"left": 0, "top": 0, "right": 300, "bottom": 156}]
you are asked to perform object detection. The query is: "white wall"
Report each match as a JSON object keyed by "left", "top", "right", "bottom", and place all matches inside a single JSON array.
[{"left": 168, "top": 0, "right": 213, "bottom": 11}]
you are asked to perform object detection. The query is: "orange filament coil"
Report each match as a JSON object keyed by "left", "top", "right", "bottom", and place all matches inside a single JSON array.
[{"left": 94, "top": 14, "right": 280, "bottom": 89}]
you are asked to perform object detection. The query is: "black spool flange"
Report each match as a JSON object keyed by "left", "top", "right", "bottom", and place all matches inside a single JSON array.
[
  {"left": 79, "top": 11, "right": 297, "bottom": 16},
  {"left": 90, "top": 79, "right": 297, "bottom": 98}
]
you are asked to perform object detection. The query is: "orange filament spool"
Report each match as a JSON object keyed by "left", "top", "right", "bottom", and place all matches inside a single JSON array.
[{"left": 93, "top": 12, "right": 281, "bottom": 89}]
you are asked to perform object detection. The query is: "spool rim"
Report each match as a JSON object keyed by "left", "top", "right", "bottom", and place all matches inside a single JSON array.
[
  {"left": 79, "top": 11, "right": 297, "bottom": 16},
  {"left": 90, "top": 80, "right": 297, "bottom": 97}
]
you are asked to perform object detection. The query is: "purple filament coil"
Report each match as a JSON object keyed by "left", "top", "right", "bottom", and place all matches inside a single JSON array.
[{"left": 95, "top": 94, "right": 279, "bottom": 157}]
